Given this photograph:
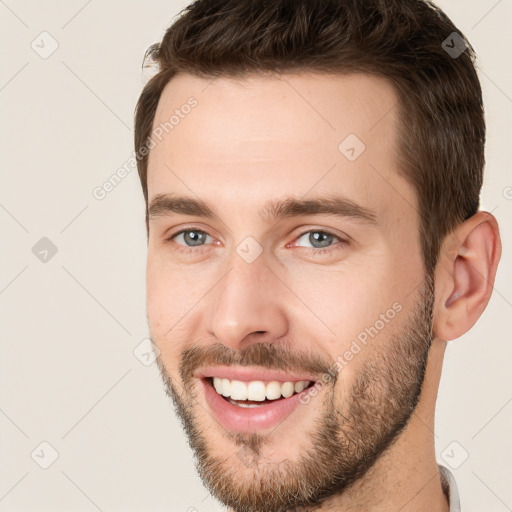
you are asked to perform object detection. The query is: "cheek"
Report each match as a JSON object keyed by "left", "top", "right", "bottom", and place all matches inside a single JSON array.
[
  {"left": 291, "top": 262, "right": 413, "bottom": 371},
  {"left": 291, "top": 266, "right": 383, "bottom": 328},
  {"left": 145, "top": 253, "right": 185, "bottom": 347},
  {"left": 146, "top": 267, "right": 184, "bottom": 377},
  {"left": 146, "top": 253, "right": 208, "bottom": 350},
  {"left": 146, "top": 255, "right": 167, "bottom": 328}
]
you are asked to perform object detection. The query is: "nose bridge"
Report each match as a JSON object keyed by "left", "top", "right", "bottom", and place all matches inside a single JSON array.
[{"left": 207, "top": 250, "right": 288, "bottom": 349}]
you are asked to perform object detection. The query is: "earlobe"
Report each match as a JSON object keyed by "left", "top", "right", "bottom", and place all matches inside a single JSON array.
[{"left": 433, "top": 212, "right": 501, "bottom": 341}]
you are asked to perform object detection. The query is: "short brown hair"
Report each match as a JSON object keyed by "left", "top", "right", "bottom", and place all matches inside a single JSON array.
[{"left": 134, "top": 0, "right": 484, "bottom": 274}]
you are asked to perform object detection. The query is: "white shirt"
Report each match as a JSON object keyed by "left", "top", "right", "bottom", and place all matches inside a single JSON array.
[{"left": 439, "top": 464, "right": 461, "bottom": 512}]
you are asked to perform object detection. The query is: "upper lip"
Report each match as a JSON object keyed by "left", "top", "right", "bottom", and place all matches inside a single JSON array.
[{"left": 195, "top": 365, "right": 318, "bottom": 383}]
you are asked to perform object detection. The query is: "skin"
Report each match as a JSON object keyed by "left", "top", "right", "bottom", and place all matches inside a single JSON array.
[{"left": 145, "top": 71, "right": 501, "bottom": 511}]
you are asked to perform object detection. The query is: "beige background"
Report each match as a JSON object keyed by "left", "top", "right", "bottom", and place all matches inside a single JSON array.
[{"left": 0, "top": 1, "right": 510, "bottom": 510}]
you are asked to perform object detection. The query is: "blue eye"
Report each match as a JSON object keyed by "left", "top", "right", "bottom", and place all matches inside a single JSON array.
[
  {"left": 172, "top": 229, "right": 212, "bottom": 247},
  {"left": 295, "top": 230, "right": 339, "bottom": 249},
  {"left": 165, "top": 227, "right": 348, "bottom": 257}
]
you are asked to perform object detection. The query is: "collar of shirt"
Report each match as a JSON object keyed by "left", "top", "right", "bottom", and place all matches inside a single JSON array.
[{"left": 439, "top": 464, "right": 461, "bottom": 512}]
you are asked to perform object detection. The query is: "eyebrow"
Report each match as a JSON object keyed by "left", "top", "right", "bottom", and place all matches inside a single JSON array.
[{"left": 148, "top": 193, "right": 377, "bottom": 225}]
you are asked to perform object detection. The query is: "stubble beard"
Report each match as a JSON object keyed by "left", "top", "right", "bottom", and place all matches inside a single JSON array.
[{"left": 156, "top": 277, "right": 435, "bottom": 512}]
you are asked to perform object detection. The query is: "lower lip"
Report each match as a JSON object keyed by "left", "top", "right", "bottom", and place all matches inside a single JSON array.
[{"left": 200, "top": 379, "right": 313, "bottom": 432}]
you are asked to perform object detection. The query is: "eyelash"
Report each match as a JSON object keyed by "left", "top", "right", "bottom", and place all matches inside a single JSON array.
[{"left": 164, "top": 227, "right": 349, "bottom": 256}]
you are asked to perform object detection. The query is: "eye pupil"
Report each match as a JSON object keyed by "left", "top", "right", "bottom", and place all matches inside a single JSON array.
[
  {"left": 177, "top": 230, "right": 338, "bottom": 251},
  {"left": 184, "top": 230, "right": 206, "bottom": 246},
  {"left": 310, "top": 231, "right": 332, "bottom": 248}
]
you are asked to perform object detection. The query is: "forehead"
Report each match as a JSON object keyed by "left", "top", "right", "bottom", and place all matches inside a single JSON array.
[{"left": 147, "top": 71, "right": 415, "bottom": 227}]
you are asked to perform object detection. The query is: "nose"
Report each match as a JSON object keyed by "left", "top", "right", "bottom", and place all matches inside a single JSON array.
[{"left": 206, "top": 253, "right": 289, "bottom": 350}]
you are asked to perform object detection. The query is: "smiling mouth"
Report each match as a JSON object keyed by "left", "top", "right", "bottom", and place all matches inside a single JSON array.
[{"left": 208, "top": 376, "right": 315, "bottom": 408}]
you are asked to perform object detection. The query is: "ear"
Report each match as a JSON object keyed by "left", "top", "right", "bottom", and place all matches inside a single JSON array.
[{"left": 433, "top": 211, "right": 502, "bottom": 341}]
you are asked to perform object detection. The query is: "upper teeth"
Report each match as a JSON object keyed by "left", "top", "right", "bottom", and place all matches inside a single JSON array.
[{"left": 212, "top": 377, "right": 311, "bottom": 401}]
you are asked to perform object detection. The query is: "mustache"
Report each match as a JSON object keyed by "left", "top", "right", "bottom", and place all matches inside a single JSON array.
[{"left": 179, "top": 342, "right": 335, "bottom": 384}]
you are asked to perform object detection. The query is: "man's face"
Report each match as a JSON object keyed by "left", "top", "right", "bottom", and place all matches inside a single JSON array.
[{"left": 146, "top": 72, "right": 433, "bottom": 511}]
